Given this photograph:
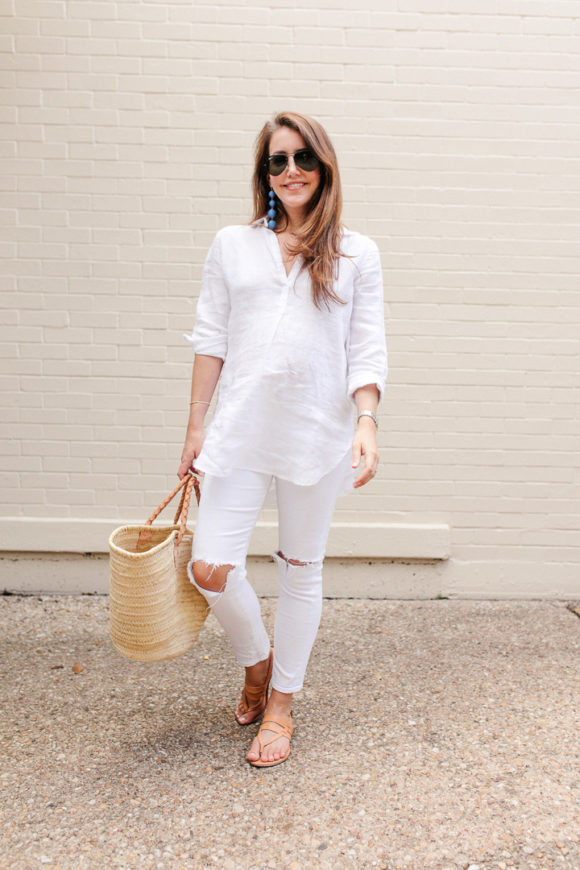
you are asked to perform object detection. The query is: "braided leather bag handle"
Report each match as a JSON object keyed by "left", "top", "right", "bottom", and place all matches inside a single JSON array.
[{"left": 136, "top": 472, "right": 201, "bottom": 552}]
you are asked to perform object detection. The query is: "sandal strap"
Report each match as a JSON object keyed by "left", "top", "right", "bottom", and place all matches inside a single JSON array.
[
  {"left": 257, "top": 716, "right": 294, "bottom": 750},
  {"left": 239, "top": 648, "right": 273, "bottom": 714},
  {"left": 241, "top": 684, "right": 265, "bottom": 709}
]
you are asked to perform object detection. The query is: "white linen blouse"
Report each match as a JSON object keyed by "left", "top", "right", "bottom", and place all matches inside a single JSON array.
[{"left": 184, "top": 218, "right": 388, "bottom": 496}]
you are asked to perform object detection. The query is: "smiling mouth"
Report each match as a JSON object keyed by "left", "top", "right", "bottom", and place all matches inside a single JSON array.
[{"left": 284, "top": 183, "right": 306, "bottom": 190}]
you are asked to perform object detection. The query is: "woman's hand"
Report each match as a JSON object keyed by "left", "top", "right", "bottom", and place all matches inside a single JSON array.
[
  {"left": 178, "top": 427, "right": 204, "bottom": 480},
  {"left": 352, "top": 417, "right": 379, "bottom": 488}
]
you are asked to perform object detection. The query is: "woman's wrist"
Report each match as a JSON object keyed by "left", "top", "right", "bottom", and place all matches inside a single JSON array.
[
  {"left": 356, "top": 409, "right": 378, "bottom": 428},
  {"left": 186, "top": 409, "right": 206, "bottom": 430}
]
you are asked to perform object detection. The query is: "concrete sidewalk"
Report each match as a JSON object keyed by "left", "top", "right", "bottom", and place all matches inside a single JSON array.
[{"left": 1, "top": 595, "right": 578, "bottom": 870}]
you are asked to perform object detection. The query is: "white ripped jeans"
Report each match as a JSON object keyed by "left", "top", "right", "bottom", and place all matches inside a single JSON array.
[{"left": 187, "top": 456, "right": 348, "bottom": 694}]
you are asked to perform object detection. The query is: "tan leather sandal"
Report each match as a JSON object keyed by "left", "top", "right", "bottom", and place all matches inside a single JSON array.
[
  {"left": 248, "top": 712, "right": 294, "bottom": 768},
  {"left": 235, "top": 647, "right": 273, "bottom": 726}
]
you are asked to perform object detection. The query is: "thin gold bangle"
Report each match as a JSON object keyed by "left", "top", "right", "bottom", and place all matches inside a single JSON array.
[{"left": 190, "top": 400, "right": 210, "bottom": 405}]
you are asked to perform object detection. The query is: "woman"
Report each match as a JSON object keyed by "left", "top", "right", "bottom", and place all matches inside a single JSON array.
[{"left": 178, "top": 111, "right": 387, "bottom": 768}]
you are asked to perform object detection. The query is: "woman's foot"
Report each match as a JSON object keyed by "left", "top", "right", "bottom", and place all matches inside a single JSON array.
[
  {"left": 235, "top": 648, "right": 273, "bottom": 725},
  {"left": 246, "top": 690, "right": 294, "bottom": 766}
]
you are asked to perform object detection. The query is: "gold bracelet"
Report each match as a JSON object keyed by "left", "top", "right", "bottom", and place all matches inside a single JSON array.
[{"left": 190, "top": 400, "right": 210, "bottom": 405}]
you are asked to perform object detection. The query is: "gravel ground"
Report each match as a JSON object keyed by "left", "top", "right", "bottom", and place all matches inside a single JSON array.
[{"left": 1, "top": 595, "right": 578, "bottom": 870}]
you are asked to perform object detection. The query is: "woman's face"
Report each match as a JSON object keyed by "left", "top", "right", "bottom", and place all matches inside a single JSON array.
[{"left": 267, "top": 126, "right": 321, "bottom": 225}]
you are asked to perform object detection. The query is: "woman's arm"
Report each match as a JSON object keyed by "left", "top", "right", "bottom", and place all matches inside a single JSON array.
[
  {"left": 177, "top": 353, "right": 224, "bottom": 479},
  {"left": 346, "top": 240, "right": 388, "bottom": 403},
  {"left": 179, "top": 230, "right": 231, "bottom": 479},
  {"left": 347, "top": 239, "right": 387, "bottom": 489},
  {"left": 351, "top": 383, "right": 380, "bottom": 488}
]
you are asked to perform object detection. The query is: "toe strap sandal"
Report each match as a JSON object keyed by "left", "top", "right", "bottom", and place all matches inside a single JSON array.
[
  {"left": 235, "top": 647, "right": 273, "bottom": 726},
  {"left": 248, "top": 714, "right": 294, "bottom": 768}
]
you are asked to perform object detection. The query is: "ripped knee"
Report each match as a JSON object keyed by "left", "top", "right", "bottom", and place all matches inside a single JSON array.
[
  {"left": 276, "top": 550, "right": 314, "bottom": 567},
  {"left": 191, "top": 560, "right": 234, "bottom": 593}
]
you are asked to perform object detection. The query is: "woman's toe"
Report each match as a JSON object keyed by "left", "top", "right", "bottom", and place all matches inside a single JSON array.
[
  {"left": 237, "top": 706, "right": 256, "bottom": 725},
  {"left": 263, "top": 737, "right": 287, "bottom": 762},
  {"left": 246, "top": 737, "right": 260, "bottom": 761}
]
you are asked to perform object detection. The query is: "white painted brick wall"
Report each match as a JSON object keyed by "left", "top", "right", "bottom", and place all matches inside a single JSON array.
[{"left": 1, "top": 0, "right": 579, "bottom": 595}]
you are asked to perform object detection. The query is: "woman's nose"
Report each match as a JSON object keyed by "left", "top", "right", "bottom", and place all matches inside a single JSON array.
[{"left": 286, "top": 155, "right": 299, "bottom": 174}]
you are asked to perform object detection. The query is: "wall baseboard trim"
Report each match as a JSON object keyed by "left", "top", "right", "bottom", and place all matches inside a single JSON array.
[
  {"left": 2, "top": 552, "right": 577, "bottom": 598},
  {"left": 0, "top": 517, "right": 450, "bottom": 560}
]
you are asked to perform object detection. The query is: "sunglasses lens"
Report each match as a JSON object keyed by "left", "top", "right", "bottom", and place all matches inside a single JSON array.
[
  {"left": 267, "top": 150, "right": 320, "bottom": 176},
  {"left": 268, "top": 155, "right": 288, "bottom": 176},
  {"left": 294, "top": 150, "right": 319, "bottom": 171}
]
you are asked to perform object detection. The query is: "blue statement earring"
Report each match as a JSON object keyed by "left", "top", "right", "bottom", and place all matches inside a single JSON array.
[{"left": 267, "top": 189, "right": 277, "bottom": 230}]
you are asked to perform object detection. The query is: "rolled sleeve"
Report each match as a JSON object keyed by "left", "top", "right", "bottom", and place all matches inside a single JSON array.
[
  {"left": 183, "top": 231, "right": 230, "bottom": 360},
  {"left": 346, "top": 239, "right": 388, "bottom": 401}
]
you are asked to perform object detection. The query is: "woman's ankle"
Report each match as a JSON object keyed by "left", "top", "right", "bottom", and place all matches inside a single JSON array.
[
  {"left": 266, "top": 688, "right": 293, "bottom": 714},
  {"left": 244, "top": 655, "right": 270, "bottom": 685}
]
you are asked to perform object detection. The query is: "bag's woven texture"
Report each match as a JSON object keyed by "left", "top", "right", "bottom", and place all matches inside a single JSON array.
[{"left": 109, "top": 474, "right": 207, "bottom": 662}]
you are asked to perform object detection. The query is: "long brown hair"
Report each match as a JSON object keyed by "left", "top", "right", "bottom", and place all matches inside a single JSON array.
[{"left": 251, "top": 111, "right": 345, "bottom": 310}]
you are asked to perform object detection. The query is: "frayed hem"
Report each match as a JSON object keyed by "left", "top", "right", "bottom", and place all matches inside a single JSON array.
[
  {"left": 236, "top": 648, "right": 272, "bottom": 668},
  {"left": 270, "top": 682, "right": 303, "bottom": 694}
]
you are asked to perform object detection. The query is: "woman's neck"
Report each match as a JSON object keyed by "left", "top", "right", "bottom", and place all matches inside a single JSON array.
[{"left": 283, "top": 207, "right": 307, "bottom": 235}]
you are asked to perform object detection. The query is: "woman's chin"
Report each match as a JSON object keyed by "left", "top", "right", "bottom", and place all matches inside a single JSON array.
[{"left": 280, "top": 194, "right": 313, "bottom": 216}]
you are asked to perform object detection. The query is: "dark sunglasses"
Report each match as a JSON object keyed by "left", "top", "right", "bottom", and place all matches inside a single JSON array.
[{"left": 266, "top": 149, "right": 320, "bottom": 176}]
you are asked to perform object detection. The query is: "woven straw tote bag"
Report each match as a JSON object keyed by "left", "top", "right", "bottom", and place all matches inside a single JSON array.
[{"left": 109, "top": 472, "right": 207, "bottom": 662}]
